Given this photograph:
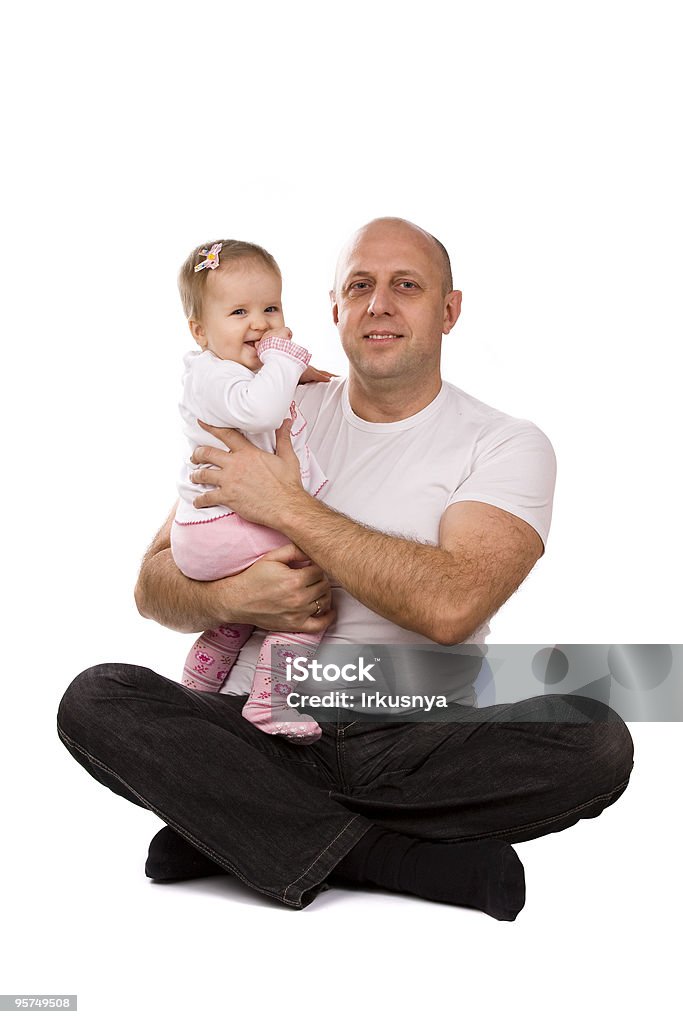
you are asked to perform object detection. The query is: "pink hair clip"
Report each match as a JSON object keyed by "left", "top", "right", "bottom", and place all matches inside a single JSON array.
[{"left": 194, "top": 242, "right": 222, "bottom": 273}]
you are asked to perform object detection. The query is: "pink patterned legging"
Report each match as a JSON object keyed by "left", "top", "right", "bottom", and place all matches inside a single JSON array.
[{"left": 171, "top": 513, "right": 325, "bottom": 744}]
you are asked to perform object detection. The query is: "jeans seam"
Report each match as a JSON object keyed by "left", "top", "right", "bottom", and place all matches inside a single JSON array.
[
  {"left": 335, "top": 728, "right": 348, "bottom": 793},
  {"left": 282, "top": 816, "right": 363, "bottom": 901},
  {"left": 57, "top": 724, "right": 297, "bottom": 905},
  {"left": 455, "top": 777, "right": 632, "bottom": 842}
]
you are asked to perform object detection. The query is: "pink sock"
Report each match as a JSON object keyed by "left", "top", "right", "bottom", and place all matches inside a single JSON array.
[
  {"left": 182, "top": 624, "right": 254, "bottom": 693},
  {"left": 242, "top": 631, "right": 325, "bottom": 744}
]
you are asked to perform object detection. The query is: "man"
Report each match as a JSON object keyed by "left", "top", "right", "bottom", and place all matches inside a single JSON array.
[{"left": 57, "top": 218, "right": 634, "bottom": 921}]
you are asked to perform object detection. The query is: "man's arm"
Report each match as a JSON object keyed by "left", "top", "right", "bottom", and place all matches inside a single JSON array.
[
  {"left": 273, "top": 494, "right": 542, "bottom": 645},
  {"left": 134, "top": 504, "right": 335, "bottom": 635},
  {"left": 189, "top": 426, "right": 543, "bottom": 645}
]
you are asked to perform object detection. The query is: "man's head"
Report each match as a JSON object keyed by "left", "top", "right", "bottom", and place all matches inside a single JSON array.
[{"left": 330, "top": 218, "right": 461, "bottom": 392}]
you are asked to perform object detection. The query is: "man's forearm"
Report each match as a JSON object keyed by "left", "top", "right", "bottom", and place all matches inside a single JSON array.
[
  {"left": 134, "top": 548, "right": 236, "bottom": 633},
  {"left": 276, "top": 492, "right": 464, "bottom": 644},
  {"left": 187, "top": 425, "right": 540, "bottom": 642}
]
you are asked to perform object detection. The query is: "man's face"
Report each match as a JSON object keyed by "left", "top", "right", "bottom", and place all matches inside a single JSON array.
[
  {"left": 190, "top": 262, "right": 285, "bottom": 371},
  {"left": 331, "top": 223, "right": 461, "bottom": 385}
]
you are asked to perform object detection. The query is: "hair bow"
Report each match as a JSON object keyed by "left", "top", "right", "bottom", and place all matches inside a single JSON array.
[{"left": 194, "top": 242, "right": 222, "bottom": 273}]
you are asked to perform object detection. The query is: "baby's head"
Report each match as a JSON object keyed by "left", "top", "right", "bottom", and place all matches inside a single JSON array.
[{"left": 178, "top": 239, "right": 285, "bottom": 368}]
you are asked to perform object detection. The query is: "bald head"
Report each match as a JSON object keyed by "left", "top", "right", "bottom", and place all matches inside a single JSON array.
[{"left": 334, "top": 217, "right": 453, "bottom": 297}]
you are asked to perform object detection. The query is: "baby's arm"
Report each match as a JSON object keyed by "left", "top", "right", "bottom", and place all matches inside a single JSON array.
[{"left": 195, "top": 330, "right": 311, "bottom": 433}]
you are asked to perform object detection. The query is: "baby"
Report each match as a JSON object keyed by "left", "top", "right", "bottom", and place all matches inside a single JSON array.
[{"left": 171, "top": 239, "right": 330, "bottom": 744}]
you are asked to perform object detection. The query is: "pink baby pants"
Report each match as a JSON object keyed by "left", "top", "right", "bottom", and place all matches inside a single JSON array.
[{"left": 171, "top": 512, "right": 325, "bottom": 743}]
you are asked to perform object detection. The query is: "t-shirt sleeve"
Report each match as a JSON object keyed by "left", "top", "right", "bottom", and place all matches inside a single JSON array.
[{"left": 446, "top": 419, "right": 557, "bottom": 548}]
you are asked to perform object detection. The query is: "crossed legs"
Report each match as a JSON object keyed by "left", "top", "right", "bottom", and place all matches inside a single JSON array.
[{"left": 57, "top": 663, "right": 634, "bottom": 914}]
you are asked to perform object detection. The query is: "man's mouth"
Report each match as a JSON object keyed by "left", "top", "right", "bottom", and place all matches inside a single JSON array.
[{"left": 364, "top": 332, "right": 403, "bottom": 342}]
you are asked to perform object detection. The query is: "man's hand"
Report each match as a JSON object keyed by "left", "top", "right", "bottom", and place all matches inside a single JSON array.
[
  {"left": 299, "top": 365, "right": 337, "bottom": 384},
  {"left": 134, "top": 507, "right": 335, "bottom": 634},
  {"left": 227, "top": 542, "right": 335, "bottom": 632},
  {"left": 191, "top": 420, "right": 305, "bottom": 527}
]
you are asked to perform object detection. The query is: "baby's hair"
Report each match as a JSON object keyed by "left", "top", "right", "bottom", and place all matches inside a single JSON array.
[{"left": 178, "top": 239, "right": 281, "bottom": 322}]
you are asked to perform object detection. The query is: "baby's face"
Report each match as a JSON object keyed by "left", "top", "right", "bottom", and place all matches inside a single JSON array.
[{"left": 191, "top": 261, "right": 285, "bottom": 369}]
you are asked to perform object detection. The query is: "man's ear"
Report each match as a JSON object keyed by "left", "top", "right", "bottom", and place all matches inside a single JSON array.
[
  {"left": 189, "top": 319, "right": 207, "bottom": 348},
  {"left": 442, "top": 290, "right": 462, "bottom": 335},
  {"left": 329, "top": 289, "right": 340, "bottom": 326}
]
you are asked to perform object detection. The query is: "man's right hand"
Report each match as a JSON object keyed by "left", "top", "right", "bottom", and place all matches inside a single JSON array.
[
  {"left": 134, "top": 508, "right": 335, "bottom": 635},
  {"left": 223, "top": 542, "right": 335, "bottom": 634}
]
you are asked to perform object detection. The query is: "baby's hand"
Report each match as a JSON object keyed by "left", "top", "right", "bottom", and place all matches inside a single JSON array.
[{"left": 259, "top": 326, "right": 293, "bottom": 343}]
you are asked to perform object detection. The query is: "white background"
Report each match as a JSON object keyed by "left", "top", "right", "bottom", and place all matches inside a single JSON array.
[{"left": 1, "top": 1, "right": 681, "bottom": 1021}]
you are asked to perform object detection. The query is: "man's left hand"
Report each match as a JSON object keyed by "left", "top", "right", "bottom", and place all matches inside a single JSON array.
[
  {"left": 299, "top": 365, "right": 337, "bottom": 384},
  {"left": 191, "top": 419, "right": 304, "bottom": 527}
]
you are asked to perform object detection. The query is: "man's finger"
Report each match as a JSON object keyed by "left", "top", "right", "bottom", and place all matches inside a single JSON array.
[
  {"left": 308, "top": 367, "right": 338, "bottom": 381},
  {"left": 274, "top": 419, "right": 293, "bottom": 444},
  {"left": 197, "top": 421, "right": 252, "bottom": 449},
  {"left": 274, "top": 420, "right": 299, "bottom": 464},
  {"left": 293, "top": 565, "right": 328, "bottom": 587},
  {"left": 190, "top": 466, "right": 222, "bottom": 486},
  {"left": 190, "top": 444, "right": 232, "bottom": 466},
  {"left": 300, "top": 607, "right": 337, "bottom": 633},
  {"left": 306, "top": 581, "right": 331, "bottom": 604},
  {"left": 258, "top": 542, "right": 310, "bottom": 564},
  {"left": 192, "top": 489, "right": 221, "bottom": 509}
]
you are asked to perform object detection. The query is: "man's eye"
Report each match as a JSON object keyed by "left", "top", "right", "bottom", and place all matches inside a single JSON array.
[
  {"left": 350, "top": 282, "right": 370, "bottom": 291},
  {"left": 399, "top": 281, "right": 418, "bottom": 289}
]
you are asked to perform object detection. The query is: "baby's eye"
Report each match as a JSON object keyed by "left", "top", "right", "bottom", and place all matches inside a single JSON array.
[
  {"left": 265, "top": 305, "right": 280, "bottom": 313},
  {"left": 230, "top": 308, "right": 247, "bottom": 316}
]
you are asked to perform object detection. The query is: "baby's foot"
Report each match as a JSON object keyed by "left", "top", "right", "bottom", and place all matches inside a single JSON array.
[{"left": 242, "top": 702, "right": 322, "bottom": 745}]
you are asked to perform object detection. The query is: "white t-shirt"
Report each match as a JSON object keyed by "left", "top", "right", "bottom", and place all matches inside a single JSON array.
[{"left": 219, "top": 376, "right": 556, "bottom": 701}]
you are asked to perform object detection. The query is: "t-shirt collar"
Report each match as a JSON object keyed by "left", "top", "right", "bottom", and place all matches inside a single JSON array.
[{"left": 341, "top": 379, "right": 447, "bottom": 433}]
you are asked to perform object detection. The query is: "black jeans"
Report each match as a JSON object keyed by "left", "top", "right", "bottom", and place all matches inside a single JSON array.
[{"left": 57, "top": 663, "right": 635, "bottom": 908}]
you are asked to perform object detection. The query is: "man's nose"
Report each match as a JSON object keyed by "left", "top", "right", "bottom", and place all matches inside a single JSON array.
[{"left": 367, "top": 285, "right": 395, "bottom": 317}]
